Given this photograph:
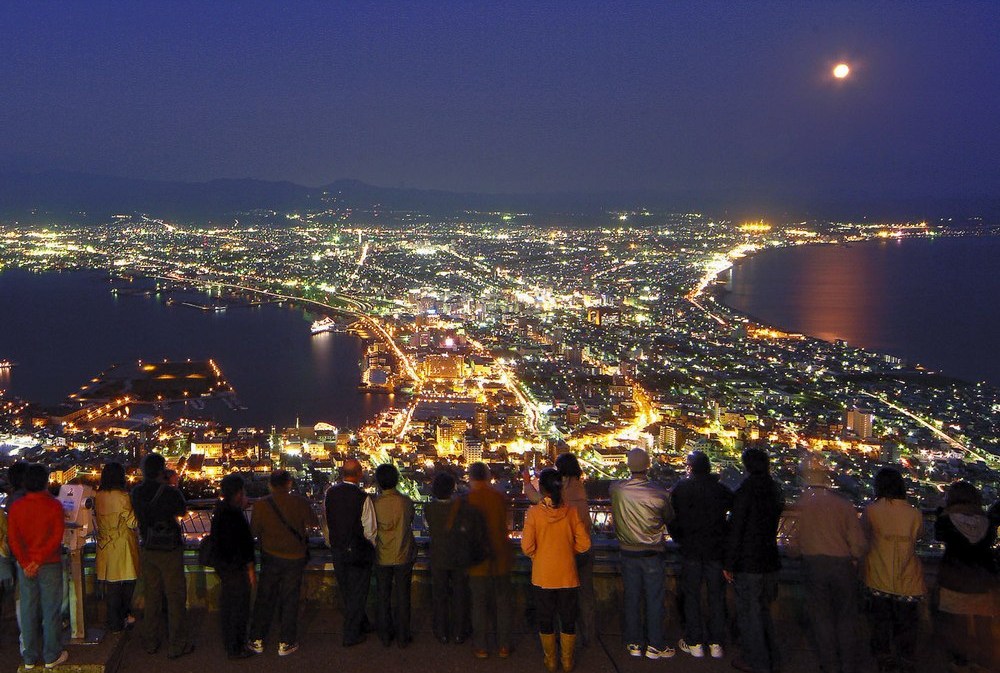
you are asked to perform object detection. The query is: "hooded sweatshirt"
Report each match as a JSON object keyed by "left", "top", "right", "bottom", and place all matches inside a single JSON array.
[
  {"left": 521, "top": 499, "right": 591, "bottom": 589},
  {"left": 935, "top": 504, "right": 998, "bottom": 594}
]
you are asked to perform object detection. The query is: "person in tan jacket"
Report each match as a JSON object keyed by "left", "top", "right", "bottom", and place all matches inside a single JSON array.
[
  {"left": 861, "top": 467, "right": 925, "bottom": 673},
  {"left": 373, "top": 464, "right": 415, "bottom": 648},
  {"left": 521, "top": 468, "right": 591, "bottom": 673},
  {"left": 95, "top": 462, "right": 140, "bottom": 633}
]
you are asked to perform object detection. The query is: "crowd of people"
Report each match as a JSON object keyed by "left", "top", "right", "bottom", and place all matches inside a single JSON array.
[{"left": 0, "top": 447, "right": 996, "bottom": 672}]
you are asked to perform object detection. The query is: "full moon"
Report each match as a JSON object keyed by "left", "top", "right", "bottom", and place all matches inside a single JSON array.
[{"left": 833, "top": 63, "right": 850, "bottom": 79}]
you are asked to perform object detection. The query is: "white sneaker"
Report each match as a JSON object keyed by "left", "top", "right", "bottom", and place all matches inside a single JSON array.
[
  {"left": 627, "top": 643, "right": 644, "bottom": 657},
  {"left": 247, "top": 639, "right": 264, "bottom": 654},
  {"left": 645, "top": 645, "right": 676, "bottom": 659},
  {"left": 679, "top": 639, "right": 705, "bottom": 658},
  {"left": 709, "top": 643, "right": 724, "bottom": 659},
  {"left": 44, "top": 651, "right": 69, "bottom": 669},
  {"left": 278, "top": 642, "right": 299, "bottom": 657}
]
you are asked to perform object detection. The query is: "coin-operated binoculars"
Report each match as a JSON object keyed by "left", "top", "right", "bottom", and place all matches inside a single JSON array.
[{"left": 58, "top": 483, "right": 102, "bottom": 643}]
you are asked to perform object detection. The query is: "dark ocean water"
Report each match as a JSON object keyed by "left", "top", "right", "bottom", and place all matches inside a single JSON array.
[
  {"left": 723, "top": 236, "right": 1000, "bottom": 387},
  {"left": 0, "top": 270, "right": 395, "bottom": 428}
]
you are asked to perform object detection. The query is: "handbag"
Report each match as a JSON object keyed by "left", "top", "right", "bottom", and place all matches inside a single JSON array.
[{"left": 266, "top": 497, "right": 310, "bottom": 558}]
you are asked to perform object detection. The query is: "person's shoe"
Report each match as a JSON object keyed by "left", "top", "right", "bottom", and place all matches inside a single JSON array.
[
  {"left": 709, "top": 643, "right": 724, "bottom": 659},
  {"left": 24, "top": 665, "right": 37, "bottom": 671},
  {"left": 453, "top": 635, "right": 466, "bottom": 645},
  {"left": 397, "top": 635, "right": 412, "bottom": 649},
  {"left": 343, "top": 634, "right": 367, "bottom": 647},
  {"left": 679, "top": 639, "right": 705, "bottom": 658},
  {"left": 474, "top": 648, "right": 489, "bottom": 659},
  {"left": 44, "top": 651, "right": 69, "bottom": 669},
  {"left": 167, "top": 643, "right": 195, "bottom": 660},
  {"left": 143, "top": 643, "right": 160, "bottom": 655},
  {"left": 540, "top": 633, "right": 559, "bottom": 673},
  {"left": 437, "top": 635, "right": 450, "bottom": 645},
  {"left": 560, "top": 633, "right": 577, "bottom": 672},
  {"left": 498, "top": 646, "right": 511, "bottom": 659},
  {"left": 228, "top": 648, "right": 256, "bottom": 660},
  {"left": 646, "top": 645, "right": 676, "bottom": 660},
  {"left": 247, "top": 639, "right": 265, "bottom": 654},
  {"left": 278, "top": 642, "right": 299, "bottom": 657},
  {"left": 627, "top": 643, "right": 644, "bottom": 657}
]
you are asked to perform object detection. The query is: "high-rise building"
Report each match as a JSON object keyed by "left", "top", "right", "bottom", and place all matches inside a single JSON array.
[{"left": 845, "top": 407, "right": 874, "bottom": 441}]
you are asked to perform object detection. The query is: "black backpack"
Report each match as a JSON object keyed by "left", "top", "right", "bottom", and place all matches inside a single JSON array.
[{"left": 445, "top": 498, "right": 491, "bottom": 569}]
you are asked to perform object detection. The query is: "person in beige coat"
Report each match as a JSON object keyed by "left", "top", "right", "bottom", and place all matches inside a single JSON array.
[{"left": 95, "top": 462, "right": 140, "bottom": 632}]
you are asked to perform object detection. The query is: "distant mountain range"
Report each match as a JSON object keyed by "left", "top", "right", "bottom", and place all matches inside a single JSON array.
[{"left": 0, "top": 169, "right": 996, "bottom": 223}]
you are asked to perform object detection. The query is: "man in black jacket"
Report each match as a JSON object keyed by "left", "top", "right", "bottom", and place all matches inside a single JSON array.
[
  {"left": 669, "top": 451, "right": 733, "bottom": 660},
  {"left": 325, "top": 459, "right": 377, "bottom": 647},
  {"left": 724, "top": 447, "right": 784, "bottom": 673}
]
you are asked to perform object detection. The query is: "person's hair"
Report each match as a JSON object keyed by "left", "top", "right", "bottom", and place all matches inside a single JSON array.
[
  {"left": 432, "top": 472, "right": 456, "bottom": 500},
  {"left": 220, "top": 474, "right": 245, "bottom": 504},
  {"left": 945, "top": 480, "right": 982, "bottom": 509},
  {"left": 342, "top": 460, "right": 363, "bottom": 481},
  {"left": 468, "top": 462, "right": 490, "bottom": 482},
  {"left": 742, "top": 447, "right": 770, "bottom": 475},
  {"left": 687, "top": 450, "right": 711, "bottom": 476},
  {"left": 142, "top": 453, "right": 166, "bottom": 480},
  {"left": 8, "top": 461, "right": 28, "bottom": 491},
  {"left": 539, "top": 468, "right": 564, "bottom": 508},
  {"left": 24, "top": 463, "right": 49, "bottom": 493},
  {"left": 269, "top": 470, "right": 292, "bottom": 488},
  {"left": 554, "top": 453, "right": 582, "bottom": 479},
  {"left": 99, "top": 462, "right": 127, "bottom": 491},
  {"left": 873, "top": 467, "right": 907, "bottom": 500},
  {"left": 375, "top": 464, "right": 399, "bottom": 490}
]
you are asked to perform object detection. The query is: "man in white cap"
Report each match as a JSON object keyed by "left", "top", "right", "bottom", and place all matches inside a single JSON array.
[{"left": 610, "top": 448, "right": 675, "bottom": 660}]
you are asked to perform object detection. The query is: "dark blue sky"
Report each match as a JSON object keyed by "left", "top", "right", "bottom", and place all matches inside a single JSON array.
[{"left": 1, "top": 1, "right": 998, "bottom": 204}]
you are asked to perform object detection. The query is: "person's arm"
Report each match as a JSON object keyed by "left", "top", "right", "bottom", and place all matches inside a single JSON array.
[
  {"left": 571, "top": 508, "right": 591, "bottom": 554},
  {"left": 846, "top": 504, "right": 866, "bottom": 560},
  {"left": 37, "top": 502, "right": 65, "bottom": 564},
  {"left": 522, "top": 470, "right": 542, "bottom": 503},
  {"left": 6, "top": 508, "right": 25, "bottom": 566},
  {"left": 250, "top": 501, "right": 264, "bottom": 539},
  {"left": 725, "top": 488, "right": 748, "bottom": 576},
  {"left": 361, "top": 495, "right": 377, "bottom": 544},
  {"left": 520, "top": 506, "right": 537, "bottom": 558},
  {"left": 661, "top": 489, "right": 675, "bottom": 526}
]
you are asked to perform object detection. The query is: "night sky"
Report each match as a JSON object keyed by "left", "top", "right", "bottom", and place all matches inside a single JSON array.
[{"left": 2, "top": 1, "right": 998, "bottom": 205}]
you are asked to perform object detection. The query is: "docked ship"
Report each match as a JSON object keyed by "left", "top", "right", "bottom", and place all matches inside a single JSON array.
[
  {"left": 0, "top": 360, "right": 15, "bottom": 369},
  {"left": 311, "top": 316, "right": 341, "bottom": 334}
]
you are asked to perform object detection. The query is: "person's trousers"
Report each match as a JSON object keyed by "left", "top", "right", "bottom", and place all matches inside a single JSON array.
[
  {"left": 680, "top": 557, "right": 727, "bottom": 646},
  {"left": 576, "top": 551, "right": 597, "bottom": 644},
  {"left": 333, "top": 558, "right": 373, "bottom": 644},
  {"left": 17, "top": 562, "right": 63, "bottom": 666},
  {"left": 104, "top": 580, "right": 136, "bottom": 632},
  {"left": 803, "top": 555, "right": 860, "bottom": 673},
  {"left": 535, "top": 586, "right": 579, "bottom": 635},
  {"left": 620, "top": 553, "right": 666, "bottom": 650},
  {"left": 431, "top": 566, "right": 469, "bottom": 640},
  {"left": 733, "top": 572, "right": 780, "bottom": 673},
  {"left": 218, "top": 569, "right": 251, "bottom": 656},
  {"left": 375, "top": 563, "right": 412, "bottom": 643},
  {"left": 249, "top": 553, "right": 307, "bottom": 646},
  {"left": 867, "top": 592, "right": 920, "bottom": 671},
  {"left": 140, "top": 548, "right": 188, "bottom": 656},
  {"left": 469, "top": 573, "right": 513, "bottom": 650}
]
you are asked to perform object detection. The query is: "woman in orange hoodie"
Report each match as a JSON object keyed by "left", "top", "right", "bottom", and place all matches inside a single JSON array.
[{"left": 521, "top": 468, "right": 591, "bottom": 672}]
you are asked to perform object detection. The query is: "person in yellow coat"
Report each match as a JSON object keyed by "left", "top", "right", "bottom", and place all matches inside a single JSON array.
[
  {"left": 521, "top": 468, "right": 591, "bottom": 672},
  {"left": 95, "top": 462, "right": 140, "bottom": 632}
]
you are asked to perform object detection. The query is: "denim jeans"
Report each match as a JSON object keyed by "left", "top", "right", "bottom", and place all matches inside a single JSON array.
[
  {"left": 620, "top": 553, "right": 665, "bottom": 650},
  {"left": 733, "top": 572, "right": 780, "bottom": 673},
  {"left": 375, "top": 563, "right": 413, "bottom": 644},
  {"left": 17, "top": 562, "right": 63, "bottom": 666},
  {"left": 802, "top": 556, "right": 860, "bottom": 673},
  {"left": 681, "top": 557, "right": 727, "bottom": 646},
  {"left": 249, "top": 553, "right": 307, "bottom": 645}
]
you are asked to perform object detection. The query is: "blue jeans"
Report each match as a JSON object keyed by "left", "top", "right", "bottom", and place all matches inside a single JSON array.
[
  {"left": 18, "top": 562, "right": 64, "bottom": 666},
  {"left": 620, "top": 553, "right": 665, "bottom": 650},
  {"left": 681, "top": 557, "right": 727, "bottom": 646},
  {"left": 733, "top": 572, "right": 780, "bottom": 673}
]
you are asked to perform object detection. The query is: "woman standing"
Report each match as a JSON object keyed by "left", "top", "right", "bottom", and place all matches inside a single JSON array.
[
  {"left": 934, "top": 481, "right": 998, "bottom": 672},
  {"left": 425, "top": 472, "right": 470, "bottom": 645},
  {"left": 210, "top": 474, "right": 256, "bottom": 659},
  {"left": 861, "top": 467, "right": 926, "bottom": 673},
  {"left": 521, "top": 468, "right": 591, "bottom": 673},
  {"left": 94, "top": 462, "right": 140, "bottom": 633}
]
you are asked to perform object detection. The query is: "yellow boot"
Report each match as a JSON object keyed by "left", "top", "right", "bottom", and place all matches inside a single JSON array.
[
  {"left": 539, "top": 633, "right": 558, "bottom": 673},
  {"left": 560, "top": 633, "right": 577, "bottom": 673}
]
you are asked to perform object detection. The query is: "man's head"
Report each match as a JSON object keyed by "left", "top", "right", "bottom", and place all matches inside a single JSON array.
[
  {"left": 627, "top": 448, "right": 650, "bottom": 475},
  {"left": 742, "top": 447, "right": 770, "bottom": 476},
  {"left": 468, "top": 462, "right": 490, "bottom": 483},
  {"left": 686, "top": 450, "right": 710, "bottom": 476},
  {"left": 269, "top": 469, "right": 293, "bottom": 493},
  {"left": 24, "top": 463, "right": 49, "bottom": 493},
  {"left": 341, "top": 459, "right": 364, "bottom": 484},
  {"left": 8, "top": 461, "right": 28, "bottom": 492},
  {"left": 432, "top": 472, "right": 456, "bottom": 501},
  {"left": 375, "top": 464, "right": 399, "bottom": 491},
  {"left": 142, "top": 453, "right": 166, "bottom": 481}
]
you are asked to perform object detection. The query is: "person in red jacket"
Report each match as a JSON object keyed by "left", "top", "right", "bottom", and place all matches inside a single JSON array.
[{"left": 8, "top": 463, "right": 67, "bottom": 669}]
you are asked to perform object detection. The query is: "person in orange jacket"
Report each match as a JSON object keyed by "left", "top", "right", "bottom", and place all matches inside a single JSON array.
[{"left": 521, "top": 468, "right": 591, "bottom": 672}]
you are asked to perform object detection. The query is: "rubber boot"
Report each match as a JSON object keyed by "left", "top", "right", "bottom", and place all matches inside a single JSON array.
[
  {"left": 539, "top": 633, "right": 558, "bottom": 673},
  {"left": 560, "top": 633, "right": 577, "bottom": 672}
]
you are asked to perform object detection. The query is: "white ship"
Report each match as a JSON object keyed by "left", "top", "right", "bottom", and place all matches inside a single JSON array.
[{"left": 311, "top": 317, "right": 340, "bottom": 334}]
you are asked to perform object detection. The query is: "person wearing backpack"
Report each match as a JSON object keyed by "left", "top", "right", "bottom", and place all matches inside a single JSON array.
[
  {"left": 247, "top": 470, "right": 314, "bottom": 657},
  {"left": 467, "top": 462, "right": 513, "bottom": 659},
  {"left": 130, "top": 453, "right": 192, "bottom": 660},
  {"left": 209, "top": 474, "right": 256, "bottom": 660},
  {"left": 521, "top": 468, "right": 591, "bottom": 673}
]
